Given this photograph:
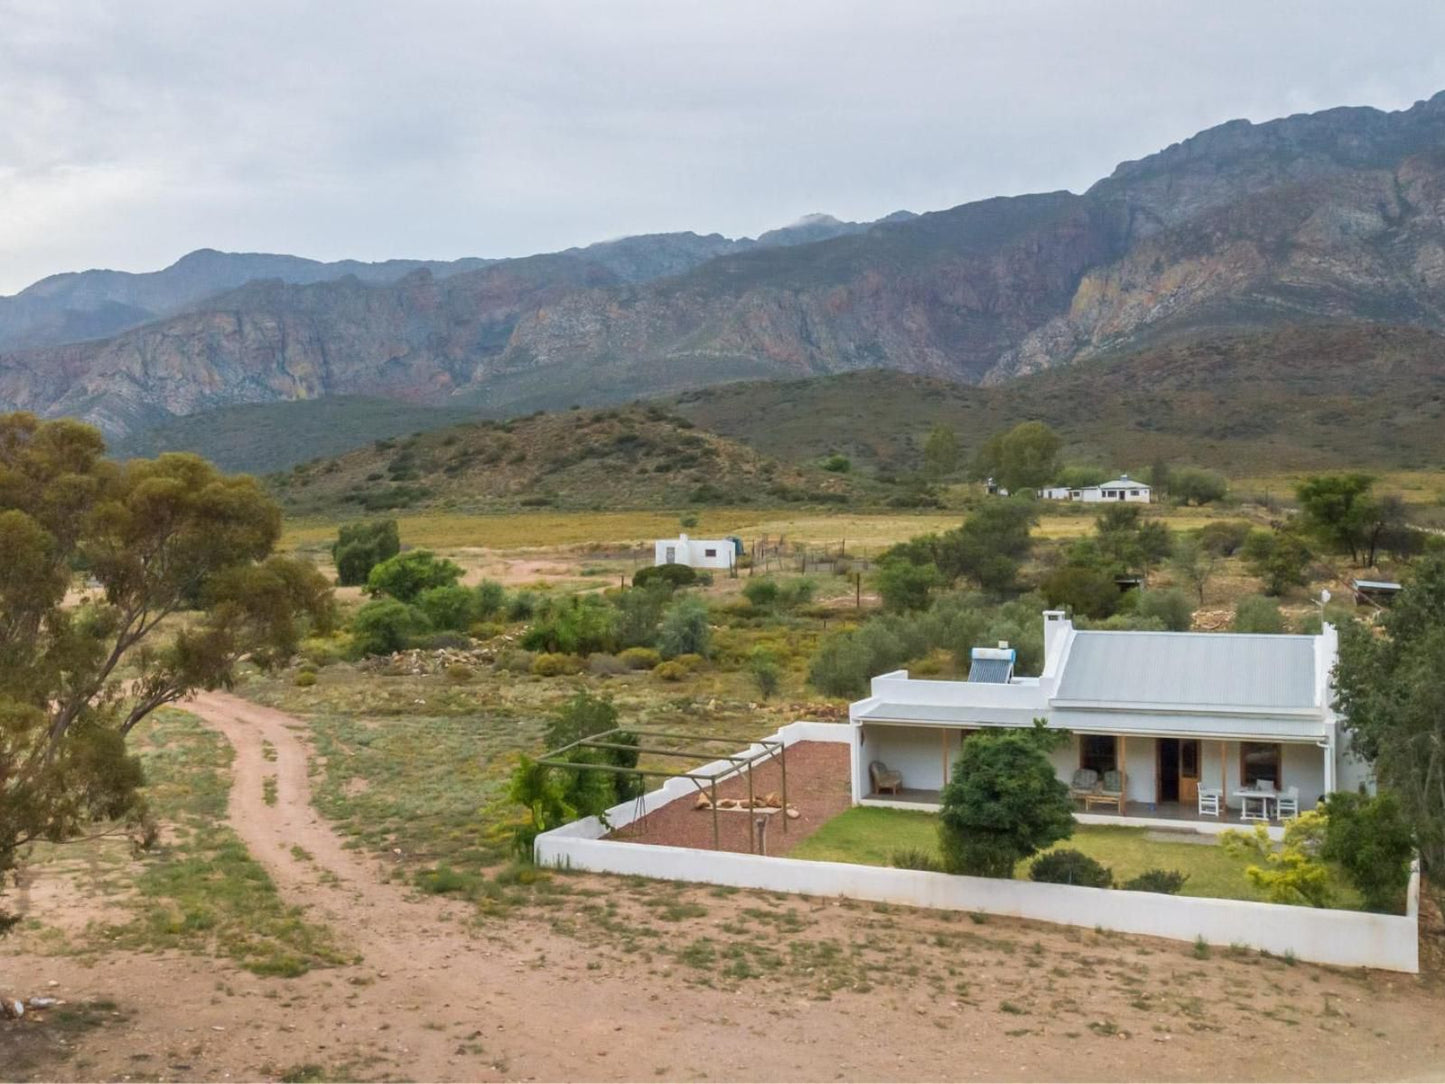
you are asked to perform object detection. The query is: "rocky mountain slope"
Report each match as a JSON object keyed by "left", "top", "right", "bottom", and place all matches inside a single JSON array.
[{"left": 5, "top": 91, "right": 1445, "bottom": 438}]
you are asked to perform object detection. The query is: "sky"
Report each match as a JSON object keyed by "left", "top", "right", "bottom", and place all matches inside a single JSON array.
[{"left": 3, "top": 0, "right": 1445, "bottom": 294}]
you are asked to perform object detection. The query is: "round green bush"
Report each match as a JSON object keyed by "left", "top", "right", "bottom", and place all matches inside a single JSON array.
[
  {"left": 294, "top": 670, "right": 318, "bottom": 688},
  {"left": 1121, "top": 868, "right": 1189, "bottom": 894},
  {"left": 445, "top": 663, "right": 474, "bottom": 683},
  {"left": 531, "top": 652, "right": 583, "bottom": 677},
  {"left": 653, "top": 660, "right": 688, "bottom": 682},
  {"left": 632, "top": 563, "right": 698, "bottom": 591},
  {"left": 618, "top": 646, "right": 661, "bottom": 671},
  {"left": 1029, "top": 849, "right": 1113, "bottom": 888}
]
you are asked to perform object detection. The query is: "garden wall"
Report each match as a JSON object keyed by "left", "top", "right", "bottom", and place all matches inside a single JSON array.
[{"left": 534, "top": 721, "right": 1419, "bottom": 974}]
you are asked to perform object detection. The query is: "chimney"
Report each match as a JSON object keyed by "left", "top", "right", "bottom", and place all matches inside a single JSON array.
[{"left": 1042, "top": 610, "right": 1072, "bottom": 675}]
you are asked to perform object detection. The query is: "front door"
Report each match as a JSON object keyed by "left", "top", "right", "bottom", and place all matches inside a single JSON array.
[
  {"left": 1156, "top": 739, "right": 1201, "bottom": 806},
  {"left": 1179, "top": 739, "right": 1201, "bottom": 805},
  {"left": 665, "top": 545, "right": 677, "bottom": 564}
]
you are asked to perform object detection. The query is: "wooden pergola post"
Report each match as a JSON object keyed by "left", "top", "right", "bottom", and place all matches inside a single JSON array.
[
  {"left": 1118, "top": 734, "right": 1127, "bottom": 814},
  {"left": 1220, "top": 740, "right": 1228, "bottom": 815}
]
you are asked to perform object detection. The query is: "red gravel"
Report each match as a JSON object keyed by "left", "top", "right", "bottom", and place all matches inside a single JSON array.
[{"left": 607, "top": 740, "right": 852, "bottom": 855}]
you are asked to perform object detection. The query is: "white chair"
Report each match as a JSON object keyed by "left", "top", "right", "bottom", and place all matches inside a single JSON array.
[
  {"left": 1197, "top": 787, "right": 1222, "bottom": 818},
  {"left": 1276, "top": 786, "right": 1299, "bottom": 820}
]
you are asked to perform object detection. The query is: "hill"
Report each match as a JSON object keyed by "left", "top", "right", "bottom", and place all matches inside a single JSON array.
[
  {"left": 271, "top": 403, "right": 888, "bottom": 516},
  {"left": 673, "top": 324, "right": 1445, "bottom": 476}
]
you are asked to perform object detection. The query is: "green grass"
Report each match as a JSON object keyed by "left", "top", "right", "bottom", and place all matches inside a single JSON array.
[
  {"left": 788, "top": 807, "right": 1365, "bottom": 907},
  {"left": 97, "top": 710, "right": 350, "bottom": 976}
]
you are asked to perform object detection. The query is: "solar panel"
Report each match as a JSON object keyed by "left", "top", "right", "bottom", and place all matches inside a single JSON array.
[{"left": 967, "top": 657, "right": 1014, "bottom": 683}]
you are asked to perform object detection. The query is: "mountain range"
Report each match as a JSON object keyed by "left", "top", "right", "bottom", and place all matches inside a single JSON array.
[{"left": 5, "top": 90, "right": 1445, "bottom": 447}]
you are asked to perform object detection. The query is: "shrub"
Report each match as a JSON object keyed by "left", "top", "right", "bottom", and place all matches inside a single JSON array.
[
  {"left": 445, "top": 663, "right": 475, "bottom": 683},
  {"left": 1041, "top": 565, "right": 1119, "bottom": 619},
  {"left": 939, "top": 724, "right": 1074, "bottom": 878},
  {"left": 531, "top": 652, "right": 583, "bottom": 677},
  {"left": 366, "top": 550, "right": 464, "bottom": 603},
  {"left": 1232, "top": 595, "right": 1284, "bottom": 634},
  {"left": 1029, "top": 849, "right": 1113, "bottom": 888},
  {"left": 1121, "top": 869, "right": 1189, "bottom": 895},
  {"left": 1321, "top": 792, "right": 1415, "bottom": 913},
  {"left": 633, "top": 563, "right": 698, "bottom": 591},
  {"left": 293, "top": 670, "right": 318, "bottom": 688},
  {"left": 618, "top": 646, "right": 662, "bottom": 671},
  {"left": 748, "top": 648, "right": 782, "bottom": 700},
  {"left": 411, "top": 631, "right": 472, "bottom": 650},
  {"left": 469, "top": 621, "right": 505, "bottom": 640},
  {"left": 742, "top": 577, "right": 781, "bottom": 610},
  {"left": 654, "top": 660, "right": 688, "bottom": 681},
  {"left": 587, "top": 653, "right": 629, "bottom": 676},
  {"left": 522, "top": 597, "right": 618, "bottom": 655},
  {"left": 658, "top": 597, "right": 711, "bottom": 659},
  {"left": 1134, "top": 588, "right": 1194, "bottom": 631},
  {"left": 416, "top": 584, "right": 477, "bottom": 632},
  {"left": 673, "top": 652, "right": 705, "bottom": 671},
  {"left": 506, "top": 591, "right": 539, "bottom": 621},
  {"left": 300, "top": 638, "right": 346, "bottom": 668},
  {"left": 1198, "top": 520, "right": 1251, "bottom": 557},
  {"left": 1243, "top": 529, "right": 1311, "bottom": 596},
  {"left": 611, "top": 584, "right": 668, "bottom": 648},
  {"left": 822, "top": 454, "right": 851, "bottom": 473},
  {"left": 351, "top": 598, "right": 429, "bottom": 656},
  {"left": 875, "top": 558, "right": 942, "bottom": 612},
  {"left": 474, "top": 579, "right": 507, "bottom": 618},
  {"left": 890, "top": 848, "right": 942, "bottom": 872},
  {"left": 495, "top": 648, "right": 536, "bottom": 673}
]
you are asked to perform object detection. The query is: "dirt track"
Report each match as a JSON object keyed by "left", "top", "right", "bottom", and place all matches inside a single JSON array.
[{"left": 5, "top": 691, "right": 1445, "bottom": 1082}]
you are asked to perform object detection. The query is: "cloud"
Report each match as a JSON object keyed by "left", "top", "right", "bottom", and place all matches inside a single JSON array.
[{"left": 2, "top": 0, "right": 1444, "bottom": 292}]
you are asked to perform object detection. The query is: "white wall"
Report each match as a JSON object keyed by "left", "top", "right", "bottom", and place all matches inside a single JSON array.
[
  {"left": 536, "top": 835, "right": 1419, "bottom": 974},
  {"left": 861, "top": 725, "right": 954, "bottom": 793},
  {"left": 653, "top": 535, "right": 734, "bottom": 569}
]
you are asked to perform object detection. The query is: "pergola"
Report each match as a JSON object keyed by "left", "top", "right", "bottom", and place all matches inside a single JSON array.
[{"left": 534, "top": 728, "right": 788, "bottom": 853}]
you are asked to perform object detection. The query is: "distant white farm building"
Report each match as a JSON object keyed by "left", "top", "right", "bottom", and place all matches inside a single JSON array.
[
  {"left": 1042, "top": 475, "right": 1151, "bottom": 503},
  {"left": 653, "top": 533, "right": 738, "bottom": 570}
]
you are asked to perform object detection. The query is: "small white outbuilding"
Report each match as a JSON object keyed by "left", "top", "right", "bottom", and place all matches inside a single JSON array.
[{"left": 654, "top": 533, "right": 736, "bottom": 570}]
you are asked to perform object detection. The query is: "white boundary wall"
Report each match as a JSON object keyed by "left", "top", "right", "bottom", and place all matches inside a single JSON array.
[{"left": 534, "top": 721, "right": 1419, "bottom": 973}]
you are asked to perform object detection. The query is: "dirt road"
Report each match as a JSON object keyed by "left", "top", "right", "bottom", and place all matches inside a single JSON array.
[{"left": 5, "top": 691, "right": 1445, "bottom": 1081}]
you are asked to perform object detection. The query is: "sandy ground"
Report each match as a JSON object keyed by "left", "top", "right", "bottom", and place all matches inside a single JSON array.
[{"left": 5, "top": 692, "right": 1445, "bottom": 1082}]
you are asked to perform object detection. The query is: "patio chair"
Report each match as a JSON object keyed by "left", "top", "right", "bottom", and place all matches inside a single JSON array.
[
  {"left": 1276, "top": 786, "right": 1299, "bottom": 820},
  {"left": 1084, "top": 770, "right": 1125, "bottom": 813},
  {"left": 869, "top": 760, "right": 903, "bottom": 796},
  {"left": 1068, "top": 768, "right": 1100, "bottom": 802},
  {"left": 1197, "top": 786, "right": 1222, "bottom": 818}
]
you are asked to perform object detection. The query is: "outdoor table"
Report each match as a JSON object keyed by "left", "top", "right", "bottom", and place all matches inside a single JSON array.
[{"left": 1234, "top": 788, "right": 1277, "bottom": 822}]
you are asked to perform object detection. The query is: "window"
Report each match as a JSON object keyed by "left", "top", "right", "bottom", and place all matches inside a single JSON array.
[
  {"left": 1241, "top": 742, "right": 1282, "bottom": 788},
  {"left": 1080, "top": 735, "right": 1117, "bottom": 775},
  {"left": 704, "top": 548, "right": 717, "bottom": 557}
]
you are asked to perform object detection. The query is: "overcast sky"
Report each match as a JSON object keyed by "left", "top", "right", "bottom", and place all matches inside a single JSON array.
[{"left": 3, "top": 0, "right": 1444, "bottom": 294}]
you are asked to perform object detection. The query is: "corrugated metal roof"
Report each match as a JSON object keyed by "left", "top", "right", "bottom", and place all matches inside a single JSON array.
[
  {"left": 1054, "top": 631, "right": 1317, "bottom": 710},
  {"left": 967, "top": 657, "right": 1014, "bottom": 683}
]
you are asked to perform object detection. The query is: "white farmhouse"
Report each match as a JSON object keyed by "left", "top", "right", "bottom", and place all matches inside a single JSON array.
[
  {"left": 654, "top": 533, "right": 737, "bottom": 570},
  {"left": 851, "top": 610, "right": 1370, "bottom": 824},
  {"left": 1041, "top": 475, "right": 1151, "bottom": 503}
]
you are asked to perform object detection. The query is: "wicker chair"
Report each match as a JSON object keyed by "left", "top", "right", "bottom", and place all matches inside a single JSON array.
[
  {"left": 1068, "top": 768, "right": 1100, "bottom": 802},
  {"left": 869, "top": 760, "right": 903, "bottom": 796}
]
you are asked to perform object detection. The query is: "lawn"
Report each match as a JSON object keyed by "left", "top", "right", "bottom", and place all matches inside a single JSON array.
[{"left": 788, "top": 807, "right": 1366, "bottom": 908}]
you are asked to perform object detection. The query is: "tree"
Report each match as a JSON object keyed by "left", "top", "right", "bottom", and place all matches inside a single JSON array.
[
  {"left": 874, "top": 558, "right": 942, "bottom": 613},
  {"left": 936, "top": 500, "right": 1037, "bottom": 596},
  {"left": 1321, "top": 791, "right": 1415, "bottom": 914},
  {"left": 1334, "top": 553, "right": 1445, "bottom": 876},
  {"left": 937, "top": 723, "right": 1074, "bottom": 878},
  {"left": 0, "top": 415, "right": 333, "bottom": 932},
  {"left": 416, "top": 584, "right": 477, "bottom": 631},
  {"left": 610, "top": 584, "right": 667, "bottom": 648},
  {"left": 1146, "top": 458, "right": 1172, "bottom": 500},
  {"left": 366, "top": 550, "right": 463, "bottom": 603},
  {"left": 1040, "top": 565, "right": 1120, "bottom": 619},
  {"left": 1094, "top": 505, "right": 1172, "bottom": 580},
  {"left": 1170, "top": 535, "right": 1219, "bottom": 605},
  {"left": 331, "top": 519, "right": 400, "bottom": 586},
  {"left": 922, "top": 424, "right": 960, "bottom": 479},
  {"left": 1242, "top": 529, "right": 1311, "bottom": 596},
  {"left": 1171, "top": 468, "right": 1228, "bottom": 506},
  {"left": 351, "top": 598, "right": 429, "bottom": 655},
  {"left": 657, "top": 596, "right": 711, "bottom": 658},
  {"left": 1296, "top": 473, "right": 1377, "bottom": 564},
  {"left": 975, "top": 422, "right": 1062, "bottom": 494},
  {"left": 1223, "top": 813, "right": 1333, "bottom": 907}
]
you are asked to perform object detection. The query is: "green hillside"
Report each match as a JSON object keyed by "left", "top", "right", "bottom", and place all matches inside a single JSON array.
[
  {"left": 271, "top": 402, "right": 895, "bottom": 515},
  {"left": 673, "top": 324, "right": 1445, "bottom": 476}
]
